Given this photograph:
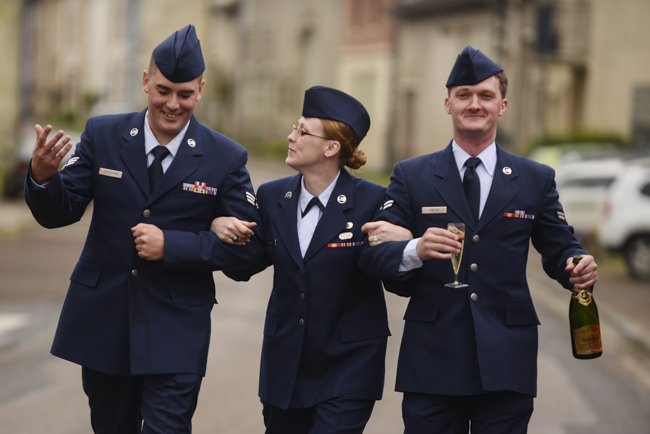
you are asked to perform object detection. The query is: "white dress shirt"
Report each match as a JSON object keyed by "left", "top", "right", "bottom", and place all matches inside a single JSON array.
[
  {"left": 143, "top": 110, "right": 189, "bottom": 171},
  {"left": 297, "top": 171, "right": 340, "bottom": 257}
]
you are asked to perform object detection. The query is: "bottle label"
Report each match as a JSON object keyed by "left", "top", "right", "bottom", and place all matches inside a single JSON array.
[
  {"left": 573, "top": 289, "right": 592, "bottom": 307},
  {"left": 573, "top": 325, "right": 602, "bottom": 355}
]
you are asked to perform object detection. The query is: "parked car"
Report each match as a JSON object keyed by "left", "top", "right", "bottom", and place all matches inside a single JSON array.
[
  {"left": 554, "top": 158, "right": 624, "bottom": 242},
  {"left": 598, "top": 161, "right": 650, "bottom": 280}
]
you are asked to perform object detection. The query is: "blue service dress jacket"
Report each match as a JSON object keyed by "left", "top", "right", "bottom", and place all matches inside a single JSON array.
[
  {"left": 358, "top": 142, "right": 587, "bottom": 398},
  {"left": 24, "top": 109, "right": 263, "bottom": 377},
  {"left": 225, "top": 169, "right": 391, "bottom": 409}
]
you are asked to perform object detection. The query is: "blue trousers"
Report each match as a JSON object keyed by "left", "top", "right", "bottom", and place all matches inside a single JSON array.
[
  {"left": 81, "top": 367, "right": 202, "bottom": 434},
  {"left": 262, "top": 397, "right": 376, "bottom": 434},
  {"left": 403, "top": 391, "right": 534, "bottom": 434}
]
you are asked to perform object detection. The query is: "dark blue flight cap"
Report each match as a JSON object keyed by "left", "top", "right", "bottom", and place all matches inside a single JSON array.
[
  {"left": 446, "top": 45, "right": 503, "bottom": 87},
  {"left": 302, "top": 86, "right": 371, "bottom": 146},
  {"left": 153, "top": 24, "right": 205, "bottom": 83}
]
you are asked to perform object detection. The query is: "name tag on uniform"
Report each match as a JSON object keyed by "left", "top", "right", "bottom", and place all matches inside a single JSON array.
[
  {"left": 422, "top": 206, "right": 447, "bottom": 215},
  {"left": 99, "top": 168, "right": 123, "bottom": 179}
]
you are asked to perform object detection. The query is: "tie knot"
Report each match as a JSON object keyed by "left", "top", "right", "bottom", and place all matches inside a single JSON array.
[
  {"left": 152, "top": 146, "right": 170, "bottom": 161},
  {"left": 302, "top": 196, "right": 325, "bottom": 218},
  {"left": 465, "top": 157, "right": 481, "bottom": 169}
]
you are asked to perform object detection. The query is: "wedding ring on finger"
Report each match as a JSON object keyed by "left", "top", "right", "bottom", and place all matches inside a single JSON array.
[
  {"left": 233, "top": 235, "right": 240, "bottom": 242},
  {"left": 374, "top": 235, "right": 378, "bottom": 243}
]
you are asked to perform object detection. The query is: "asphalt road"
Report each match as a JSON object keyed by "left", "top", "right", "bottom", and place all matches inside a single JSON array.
[{"left": 1, "top": 158, "right": 650, "bottom": 433}]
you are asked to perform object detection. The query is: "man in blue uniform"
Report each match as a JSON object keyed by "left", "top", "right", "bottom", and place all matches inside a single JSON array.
[
  {"left": 25, "top": 25, "right": 262, "bottom": 434},
  {"left": 359, "top": 46, "right": 598, "bottom": 433}
]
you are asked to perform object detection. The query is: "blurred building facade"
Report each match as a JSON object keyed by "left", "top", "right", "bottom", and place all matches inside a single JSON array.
[
  {"left": 0, "top": 0, "right": 21, "bottom": 166},
  {"left": 2, "top": 0, "right": 650, "bottom": 181},
  {"left": 15, "top": 0, "right": 214, "bottom": 125},
  {"left": 208, "top": 0, "right": 396, "bottom": 171},
  {"left": 389, "top": 0, "right": 650, "bottom": 160}
]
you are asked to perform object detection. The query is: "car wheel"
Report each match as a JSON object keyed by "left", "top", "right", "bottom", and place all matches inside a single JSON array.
[{"left": 625, "top": 235, "right": 650, "bottom": 281}]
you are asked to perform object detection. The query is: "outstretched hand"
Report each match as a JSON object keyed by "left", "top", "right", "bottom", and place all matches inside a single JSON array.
[{"left": 30, "top": 124, "right": 74, "bottom": 185}]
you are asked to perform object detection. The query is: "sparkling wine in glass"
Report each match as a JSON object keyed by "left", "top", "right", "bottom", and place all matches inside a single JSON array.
[{"left": 445, "top": 222, "right": 468, "bottom": 288}]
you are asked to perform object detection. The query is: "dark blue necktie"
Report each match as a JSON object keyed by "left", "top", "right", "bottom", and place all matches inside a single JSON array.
[
  {"left": 463, "top": 157, "right": 481, "bottom": 224},
  {"left": 301, "top": 196, "right": 325, "bottom": 218},
  {"left": 148, "top": 146, "right": 170, "bottom": 192}
]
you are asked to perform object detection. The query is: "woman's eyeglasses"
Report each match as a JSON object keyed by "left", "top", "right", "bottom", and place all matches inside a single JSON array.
[{"left": 292, "top": 125, "right": 331, "bottom": 140}]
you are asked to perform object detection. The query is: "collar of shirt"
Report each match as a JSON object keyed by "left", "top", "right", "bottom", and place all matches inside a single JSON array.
[
  {"left": 296, "top": 170, "right": 341, "bottom": 257},
  {"left": 143, "top": 110, "right": 190, "bottom": 168},
  {"left": 452, "top": 140, "right": 497, "bottom": 178},
  {"left": 452, "top": 141, "right": 497, "bottom": 219},
  {"left": 298, "top": 170, "right": 341, "bottom": 217}
]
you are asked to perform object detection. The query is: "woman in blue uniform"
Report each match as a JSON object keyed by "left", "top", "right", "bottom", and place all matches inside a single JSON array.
[{"left": 212, "top": 86, "right": 410, "bottom": 433}]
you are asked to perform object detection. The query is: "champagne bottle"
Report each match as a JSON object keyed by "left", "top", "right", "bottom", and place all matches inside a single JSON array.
[{"left": 569, "top": 255, "right": 603, "bottom": 359}]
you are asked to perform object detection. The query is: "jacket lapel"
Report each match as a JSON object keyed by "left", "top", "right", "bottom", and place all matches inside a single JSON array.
[
  {"left": 120, "top": 110, "right": 150, "bottom": 196},
  {"left": 435, "top": 143, "right": 476, "bottom": 228},
  {"left": 119, "top": 112, "right": 201, "bottom": 202},
  {"left": 273, "top": 175, "right": 304, "bottom": 268},
  {"left": 477, "top": 144, "right": 517, "bottom": 232},
  {"left": 303, "top": 170, "right": 353, "bottom": 263},
  {"left": 148, "top": 115, "right": 201, "bottom": 203}
]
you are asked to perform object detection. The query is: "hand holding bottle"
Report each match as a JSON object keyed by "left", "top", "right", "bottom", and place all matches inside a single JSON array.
[
  {"left": 565, "top": 254, "right": 598, "bottom": 289},
  {"left": 569, "top": 255, "right": 603, "bottom": 359}
]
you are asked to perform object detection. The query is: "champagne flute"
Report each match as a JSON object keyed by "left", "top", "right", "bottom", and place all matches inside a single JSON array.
[{"left": 444, "top": 222, "right": 468, "bottom": 288}]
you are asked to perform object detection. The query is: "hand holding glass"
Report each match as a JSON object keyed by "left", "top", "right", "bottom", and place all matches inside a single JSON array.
[{"left": 445, "top": 222, "right": 468, "bottom": 288}]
